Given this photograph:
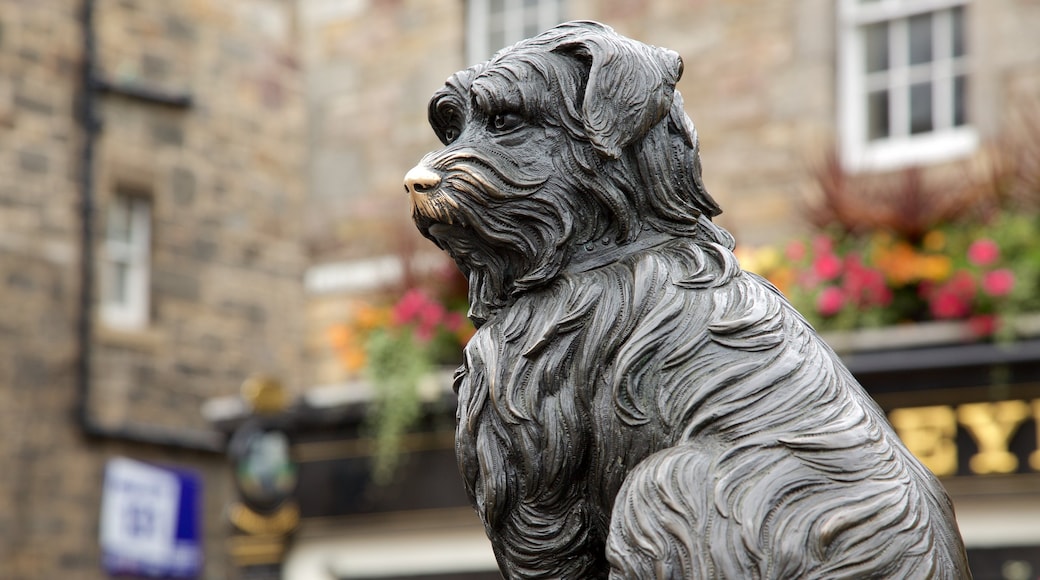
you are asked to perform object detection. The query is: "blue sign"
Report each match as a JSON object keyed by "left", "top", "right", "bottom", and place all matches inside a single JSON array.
[{"left": 100, "top": 457, "right": 202, "bottom": 578}]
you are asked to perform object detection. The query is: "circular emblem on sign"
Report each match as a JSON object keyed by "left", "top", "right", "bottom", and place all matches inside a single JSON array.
[{"left": 229, "top": 421, "right": 297, "bottom": 514}]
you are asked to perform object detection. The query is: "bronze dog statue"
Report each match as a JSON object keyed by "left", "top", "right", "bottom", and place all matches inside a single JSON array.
[{"left": 405, "top": 21, "right": 971, "bottom": 579}]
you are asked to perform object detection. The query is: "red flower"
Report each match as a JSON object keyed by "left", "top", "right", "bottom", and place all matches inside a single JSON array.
[
  {"left": 926, "top": 272, "right": 976, "bottom": 320},
  {"left": 442, "top": 311, "right": 465, "bottom": 333},
  {"left": 813, "top": 253, "right": 843, "bottom": 282},
  {"left": 982, "top": 269, "right": 1015, "bottom": 297},
  {"left": 817, "top": 286, "right": 845, "bottom": 316},
  {"left": 930, "top": 290, "right": 970, "bottom": 319},
  {"left": 968, "top": 315, "right": 999, "bottom": 338},
  {"left": 948, "top": 271, "right": 977, "bottom": 296},
  {"left": 812, "top": 235, "right": 833, "bottom": 255},
  {"left": 967, "top": 239, "right": 1000, "bottom": 266},
  {"left": 392, "top": 289, "right": 429, "bottom": 325}
]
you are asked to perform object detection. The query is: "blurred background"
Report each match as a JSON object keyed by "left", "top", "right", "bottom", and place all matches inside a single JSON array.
[{"left": 1, "top": 0, "right": 1039, "bottom": 579}]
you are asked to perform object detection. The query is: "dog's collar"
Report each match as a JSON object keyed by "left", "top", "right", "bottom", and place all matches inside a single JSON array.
[{"left": 566, "top": 230, "right": 676, "bottom": 274}]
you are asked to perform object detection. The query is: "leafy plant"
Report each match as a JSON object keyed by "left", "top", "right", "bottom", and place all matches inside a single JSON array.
[{"left": 327, "top": 268, "right": 473, "bottom": 484}]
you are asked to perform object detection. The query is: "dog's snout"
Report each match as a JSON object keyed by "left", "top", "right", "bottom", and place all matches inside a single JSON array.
[{"left": 404, "top": 166, "right": 442, "bottom": 195}]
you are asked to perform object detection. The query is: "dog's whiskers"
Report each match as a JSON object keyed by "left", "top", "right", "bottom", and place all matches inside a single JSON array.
[{"left": 438, "top": 155, "right": 548, "bottom": 199}]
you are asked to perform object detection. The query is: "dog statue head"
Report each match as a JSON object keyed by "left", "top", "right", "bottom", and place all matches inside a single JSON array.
[{"left": 405, "top": 21, "right": 733, "bottom": 325}]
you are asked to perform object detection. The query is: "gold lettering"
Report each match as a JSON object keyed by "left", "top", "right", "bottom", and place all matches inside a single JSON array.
[
  {"left": 889, "top": 405, "right": 958, "bottom": 477},
  {"left": 957, "top": 401, "right": 1030, "bottom": 474},
  {"left": 1031, "top": 400, "right": 1040, "bottom": 472}
]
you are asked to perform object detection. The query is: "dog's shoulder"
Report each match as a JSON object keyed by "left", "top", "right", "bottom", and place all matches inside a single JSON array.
[{"left": 477, "top": 238, "right": 796, "bottom": 358}]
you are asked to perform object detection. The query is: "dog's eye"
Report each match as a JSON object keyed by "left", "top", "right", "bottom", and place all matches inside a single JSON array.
[{"left": 490, "top": 112, "right": 523, "bottom": 133}]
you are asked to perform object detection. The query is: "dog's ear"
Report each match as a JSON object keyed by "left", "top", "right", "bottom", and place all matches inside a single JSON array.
[{"left": 552, "top": 23, "right": 683, "bottom": 159}]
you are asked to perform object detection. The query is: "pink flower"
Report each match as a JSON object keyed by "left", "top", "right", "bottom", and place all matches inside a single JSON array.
[
  {"left": 930, "top": 290, "right": 970, "bottom": 319},
  {"left": 813, "top": 253, "right": 843, "bottom": 282},
  {"left": 982, "top": 269, "right": 1015, "bottom": 297},
  {"left": 442, "top": 311, "right": 464, "bottom": 332},
  {"left": 812, "top": 235, "right": 834, "bottom": 255},
  {"left": 392, "top": 290, "right": 424, "bottom": 325},
  {"left": 414, "top": 325, "right": 435, "bottom": 342},
  {"left": 967, "top": 239, "right": 1000, "bottom": 266},
  {"left": 968, "top": 315, "right": 998, "bottom": 337},
  {"left": 785, "top": 240, "right": 806, "bottom": 262},
  {"left": 924, "top": 271, "right": 977, "bottom": 320},
  {"left": 816, "top": 287, "right": 845, "bottom": 317},
  {"left": 948, "top": 271, "right": 977, "bottom": 297},
  {"left": 846, "top": 263, "right": 892, "bottom": 307},
  {"left": 415, "top": 302, "right": 446, "bottom": 343},
  {"left": 419, "top": 301, "right": 446, "bottom": 327}
]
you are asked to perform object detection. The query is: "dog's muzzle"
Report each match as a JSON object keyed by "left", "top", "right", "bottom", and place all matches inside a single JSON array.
[
  {"left": 405, "top": 164, "right": 458, "bottom": 226},
  {"left": 404, "top": 165, "right": 441, "bottom": 196}
]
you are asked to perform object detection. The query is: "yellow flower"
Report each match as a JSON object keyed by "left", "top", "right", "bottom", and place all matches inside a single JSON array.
[
  {"left": 766, "top": 267, "right": 794, "bottom": 296},
  {"left": 353, "top": 302, "right": 390, "bottom": 331},
  {"left": 922, "top": 230, "right": 946, "bottom": 252},
  {"left": 327, "top": 324, "right": 366, "bottom": 372},
  {"left": 339, "top": 349, "right": 366, "bottom": 373},
  {"left": 756, "top": 246, "right": 782, "bottom": 274},
  {"left": 920, "top": 255, "right": 952, "bottom": 282},
  {"left": 736, "top": 245, "right": 782, "bottom": 276},
  {"left": 875, "top": 242, "right": 923, "bottom": 286}
]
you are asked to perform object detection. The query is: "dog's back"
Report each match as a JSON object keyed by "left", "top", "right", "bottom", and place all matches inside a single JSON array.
[
  {"left": 456, "top": 237, "right": 969, "bottom": 578},
  {"left": 596, "top": 239, "right": 970, "bottom": 578}
]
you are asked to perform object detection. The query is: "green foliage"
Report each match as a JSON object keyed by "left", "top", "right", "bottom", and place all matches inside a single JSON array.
[{"left": 363, "top": 328, "right": 433, "bottom": 485}]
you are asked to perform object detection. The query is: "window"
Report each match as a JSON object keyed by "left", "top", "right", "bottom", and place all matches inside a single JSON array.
[
  {"left": 466, "top": 0, "right": 567, "bottom": 65},
  {"left": 839, "top": 0, "right": 976, "bottom": 171},
  {"left": 101, "top": 190, "right": 151, "bottom": 330}
]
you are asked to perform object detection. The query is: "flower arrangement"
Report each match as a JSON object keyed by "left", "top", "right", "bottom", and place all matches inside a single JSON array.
[
  {"left": 738, "top": 212, "right": 1040, "bottom": 337},
  {"left": 738, "top": 127, "right": 1040, "bottom": 338},
  {"left": 327, "top": 264, "right": 473, "bottom": 483}
]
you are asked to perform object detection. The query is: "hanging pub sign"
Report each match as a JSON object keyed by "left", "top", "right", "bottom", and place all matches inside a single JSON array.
[
  {"left": 225, "top": 376, "right": 299, "bottom": 572},
  {"left": 228, "top": 419, "right": 298, "bottom": 515},
  {"left": 99, "top": 457, "right": 202, "bottom": 578}
]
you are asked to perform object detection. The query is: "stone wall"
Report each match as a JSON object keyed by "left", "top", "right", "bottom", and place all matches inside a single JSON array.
[
  {"left": 0, "top": 3, "right": 88, "bottom": 575},
  {"left": 0, "top": 0, "right": 306, "bottom": 578},
  {"left": 300, "top": 0, "right": 465, "bottom": 261}
]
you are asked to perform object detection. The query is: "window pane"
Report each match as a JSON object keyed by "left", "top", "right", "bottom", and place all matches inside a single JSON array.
[
  {"left": 909, "top": 13, "right": 933, "bottom": 65},
  {"left": 107, "top": 200, "right": 131, "bottom": 243},
  {"left": 954, "top": 75, "right": 968, "bottom": 126},
  {"left": 107, "top": 262, "right": 129, "bottom": 305},
  {"left": 865, "top": 22, "right": 889, "bottom": 73},
  {"left": 128, "top": 198, "right": 148, "bottom": 247},
  {"left": 868, "top": 90, "right": 890, "bottom": 140},
  {"left": 910, "top": 82, "right": 933, "bottom": 134},
  {"left": 952, "top": 6, "right": 966, "bottom": 57}
]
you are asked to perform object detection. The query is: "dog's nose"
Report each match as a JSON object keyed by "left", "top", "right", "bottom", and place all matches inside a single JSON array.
[{"left": 404, "top": 166, "right": 442, "bottom": 195}]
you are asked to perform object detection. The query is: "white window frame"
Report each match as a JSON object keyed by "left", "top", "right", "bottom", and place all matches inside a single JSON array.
[
  {"left": 466, "top": 0, "right": 567, "bottom": 66},
  {"left": 838, "top": 0, "right": 977, "bottom": 172},
  {"left": 101, "top": 192, "right": 151, "bottom": 330}
]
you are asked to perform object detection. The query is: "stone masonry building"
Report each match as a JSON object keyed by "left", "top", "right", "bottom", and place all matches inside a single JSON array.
[
  {"left": 302, "top": 0, "right": 1040, "bottom": 387},
  {"left": 0, "top": 1, "right": 305, "bottom": 578}
]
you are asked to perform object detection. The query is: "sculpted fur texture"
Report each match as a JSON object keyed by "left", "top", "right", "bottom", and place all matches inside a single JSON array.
[{"left": 405, "top": 21, "right": 971, "bottom": 579}]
